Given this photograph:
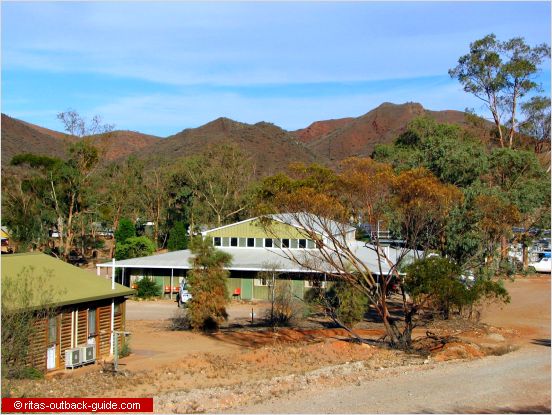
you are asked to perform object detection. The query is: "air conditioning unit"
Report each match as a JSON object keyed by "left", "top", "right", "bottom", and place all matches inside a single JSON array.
[
  {"left": 65, "top": 348, "right": 82, "bottom": 368},
  {"left": 80, "top": 345, "right": 96, "bottom": 364}
]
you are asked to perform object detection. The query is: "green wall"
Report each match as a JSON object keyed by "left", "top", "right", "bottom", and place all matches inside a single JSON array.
[{"left": 205, "top": 218, "right": 317, "bottom": 239}]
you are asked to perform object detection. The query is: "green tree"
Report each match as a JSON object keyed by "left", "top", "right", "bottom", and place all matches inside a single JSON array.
[
  {"left": 138, "top": 163, "right": 171, "bottom": 247},
  {"left": 173, "top": 143, "right": 255, "bottom": 230},
  {"left": 404, "top": 256, "right": 509, "bottom": 320},
  {"left": 8, "top": 141, "right": 102, "bottom": 260},
  {"left": 114, "top": 218, "right": 136, "bottom": 245},
  {"left": 98, "top": 157, "right": 145, "bottom": 256},
  {"left": 449, "top": 34, "right": 550, "bottom": 148},
  {"left": 167, "top": 221, "right": 188, "bottom": 251},
  {"left": 520, "top": 95, "right": 551, "bottom": 154},
  {"left": 374, "top": 117, "right": 489, "bottom": 188},
  {"left": 2, "top": 160, "right": 59, "bottom": 252},
  {"left": 134, "top": 277, "right": 162, "bottom": 299},
  {"left": 187, "top": 237, "right": 232, "bottom": 331},
  {"left": 115, "top": 236, "right": 155, "bottom": 260}
]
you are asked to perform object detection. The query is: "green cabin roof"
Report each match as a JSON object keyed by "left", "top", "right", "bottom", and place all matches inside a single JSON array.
[{"left": 1, "top": 253, "right": 134, "bottom": 310}]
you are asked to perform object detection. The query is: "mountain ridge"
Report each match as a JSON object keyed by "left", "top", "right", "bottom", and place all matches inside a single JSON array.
[{"left": 1, "top": 102, "right": 505, "bottom": 174}]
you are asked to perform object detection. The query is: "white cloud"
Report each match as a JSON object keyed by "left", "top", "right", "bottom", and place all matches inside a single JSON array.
[{"left": 4, "top": 2, "right": 549, "bottom": 87}]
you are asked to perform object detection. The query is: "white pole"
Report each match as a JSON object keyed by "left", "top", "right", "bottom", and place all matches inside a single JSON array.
[
  {"left": 170, "top": 268, "right": 174, "bottom": 300},
  {"left": 71, "top": 310, "right": 75, "bottom": 348},
  {"left": 96, "top": 266, "right": 100, "bottom": 276},
  {"left": 111, "top": 258, "right": 115, "bottom": 290},
  {"left": 110, "top": 258, "right": 115, "bottom": 356}
]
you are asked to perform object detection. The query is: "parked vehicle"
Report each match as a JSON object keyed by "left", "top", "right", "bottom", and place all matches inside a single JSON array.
[
  {"left": 529, "top": 252, "right": 551, "bottom": 274},
  {"left": 176, "top": 279, "right": 192, "bottom": 307}
]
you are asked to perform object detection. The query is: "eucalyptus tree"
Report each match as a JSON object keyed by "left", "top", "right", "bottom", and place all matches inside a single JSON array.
[
  {"left": 449, "top": 34, "right": 550, "bottom": 148},
  {"left": 9, "top": 141, "right": 102, "bottom": 260},
  {"left": 172, "top": 143, "right": 255, "bottom": 230}
]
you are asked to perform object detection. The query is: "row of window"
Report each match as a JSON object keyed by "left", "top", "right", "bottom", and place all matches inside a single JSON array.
[
  {"left": 47, "top": 306, "right": 121, "bottom": 344},
  {"left": 254, "top": 278, "right": 327, "bottom": 288},
  {"left": 213, "top": 236, "right": 316, "bottom": 249}
]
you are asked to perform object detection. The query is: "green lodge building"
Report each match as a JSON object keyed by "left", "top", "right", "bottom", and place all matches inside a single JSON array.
[{"left": 96, "top": 213, "right": 417, "bottom": 301}]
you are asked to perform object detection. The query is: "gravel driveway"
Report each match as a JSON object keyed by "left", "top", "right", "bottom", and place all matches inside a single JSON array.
[
  {"left": 126, "top": 299, "right": 270, "bottom": 322},
  {"left": 235, "top": 346, "right": 551, "bottom": 413}
]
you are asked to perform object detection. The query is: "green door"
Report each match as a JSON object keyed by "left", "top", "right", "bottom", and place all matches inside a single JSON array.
[
  {"left": 241, "top": 278, "right": 253, "bottom": 300},
  {"left": 291, "top": 280, "right": 304, "bottom": 300}
]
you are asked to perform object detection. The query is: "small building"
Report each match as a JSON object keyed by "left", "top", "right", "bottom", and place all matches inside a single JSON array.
[
  {"left": 2, "top": 253, "right": 134, "bottom": 372},
  {"left": 97, "top": 213, "right": 419, "bottom": 301}
]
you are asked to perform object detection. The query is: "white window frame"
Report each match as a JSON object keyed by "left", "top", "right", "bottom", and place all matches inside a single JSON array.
[
  {"left": 254, "top": 277, "right": 270, "bottom": 287},
  {"left": 304, "top": 280, "right": 327, "bottom": 288}
]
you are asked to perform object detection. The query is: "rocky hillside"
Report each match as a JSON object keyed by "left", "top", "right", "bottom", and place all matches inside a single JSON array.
[
  {"left": 84, "top": 130, "right": 160, "bottom": 161},
  {"left": 138, "top": 117, "right": 321, "bottom": 175},
  {"left": 1, "top": 114, "right": 76, "bottom": 165},
  {"left": 1, "top": 114, "right": 160, "bottom": 164},
  {"left": 295, "top": 102, "right": 470, "bottom": 161},
  {"left": 5, "top": 102, "right": 525, "bottom": 175}
]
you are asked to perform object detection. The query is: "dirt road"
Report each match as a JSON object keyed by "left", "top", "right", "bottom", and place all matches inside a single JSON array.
[
  {"left": 235, "top": 276, "right": 551, "bottom": 413},
  {"left": 236, "top": 346, "right": 550, "bottom": 413}
]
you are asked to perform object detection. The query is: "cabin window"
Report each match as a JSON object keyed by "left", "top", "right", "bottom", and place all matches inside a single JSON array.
[
  {"left": 274, "top": 239, "right": 282, "bottom": 248},
  {"left": 290, "top": 239, "right": 298, "bottom": 249},
  {"left": 255, "top": 238, "right": 263, "bottom": 247},
  {"left": 48, "top": 316, "right": 57, "bottom": 344},
  {"left": 265, "top": 238, "right": 273, "bottom": 248},
  {"left": 299, "top": 239, "right": 307, "bottom": 249},
  {"left": 88, "top": 309, "right": 96, "bottom": 336},
  {"left": 254, "top": 277, "right": 270, "bottom": 286},
  {"left": 305, "top": 280, "right": 327, "bottom": 288},
  {"left": 281, "top": 239, "right": 290, "bottom": 248},
  {"left": 230, "top": 237, "right": 238, "bottom": 247},
  {"left": 239, "top": 238, "right": 246, "bottom": 247},
  {"left": 214, "top": 237, "right": 221, "bottom": 247},
  {"left": 247, "top": 238, "right": 255, "bottom": 247},
  {"left": 222, "top": 237, "right": 230, "bottom": 247}
]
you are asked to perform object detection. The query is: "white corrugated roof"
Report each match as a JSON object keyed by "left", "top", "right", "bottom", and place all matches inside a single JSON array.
[{"left": 98, "top": 242, "right": 419, "bottom": 276}]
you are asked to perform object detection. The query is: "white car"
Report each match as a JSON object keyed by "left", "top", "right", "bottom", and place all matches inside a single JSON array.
[
  {"left": 176, "top": 280, "right": 192, "bottom": 307},
  {"left": 529, "top": 257, "right": 551, "bottom": 274}
]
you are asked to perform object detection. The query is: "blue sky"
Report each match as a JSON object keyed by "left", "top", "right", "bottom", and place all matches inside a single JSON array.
[{"left": 2, "top": 2, "right": 550, "bottom": 137}]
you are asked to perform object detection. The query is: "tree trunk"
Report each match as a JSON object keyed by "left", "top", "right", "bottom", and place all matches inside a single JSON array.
[
  {"left": 500, "top": 235, "right": 508, "bottom": 260},
  {"left": 522, "top": 242, "right": 529, "bottom": 270},
  {"left": 63, "top": 193, "right": 76, "bottom": 261},
  {"left": 508, "top": 82, "right": 519, "bottom": 149},
  {"left": 489, "top": 96, "right": 505, "bottom": 148}
]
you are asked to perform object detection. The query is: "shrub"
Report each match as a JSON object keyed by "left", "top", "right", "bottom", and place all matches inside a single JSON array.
[
  {"left": 326, "top": 281, "right": 369, "bottom": 327},
  {"left": 187, "top": 237, "right": 232, "bottom": 332},
  {"left": 115, "top": 236, "right": 155, "bottom": 260},
  {"left": 135, "top": 277, "right": 161, "bottom": 299},
  {"left": 404, "top": 257, "right": 510, "bottom": 319},
  {"left": 119, "top": 339, "right": 131, "bottom": 358},
  {"left": 169, "top": 309, "right": 191, "bottom": 331},
  {"left": 266, "top": 280, "right": 304, "bottom": 327}
]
